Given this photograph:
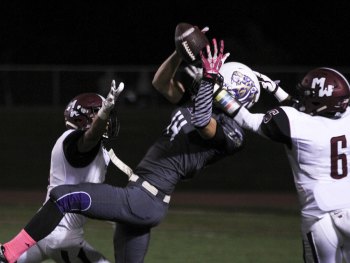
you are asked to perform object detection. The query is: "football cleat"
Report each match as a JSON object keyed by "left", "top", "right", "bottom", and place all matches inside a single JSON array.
[{"left": 0, "top": 245, "right": 8, "bottom": 263}]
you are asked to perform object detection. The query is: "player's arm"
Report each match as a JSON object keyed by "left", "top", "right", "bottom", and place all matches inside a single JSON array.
[
  {"left": 152, "top": 51, "right": 185, "bottom": 104},
  {"left": 232, "top": 106, "right": 292, "bottom": 147},
  {"left": 192, "top": 78, "right": 219, "bottom": 139},
  {"left": 78, "top": 81, "right": 124, "bottom": 152},
  {"left": 152, "top": 26, "right": 209, "bottom": 104},
  {"left": 192, "top": 38, "right": 230, "bottom": 139},
  {"left": 253, "top": 71, "right": 295, "bottom": 105}
]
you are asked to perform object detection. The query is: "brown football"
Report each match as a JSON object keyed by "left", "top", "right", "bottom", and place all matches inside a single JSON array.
[{"left": 175, "top": 22, "right": 209, "bottom": 64}]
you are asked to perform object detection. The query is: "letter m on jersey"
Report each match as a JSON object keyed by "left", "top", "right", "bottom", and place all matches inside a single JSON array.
[{"left": 312, "top": 77, "right": 334, "bottom": 97}]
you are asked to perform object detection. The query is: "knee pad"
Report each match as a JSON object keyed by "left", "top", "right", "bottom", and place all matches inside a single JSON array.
[{"left": 50, "top": 185, "right": 92, "bottom": 213}]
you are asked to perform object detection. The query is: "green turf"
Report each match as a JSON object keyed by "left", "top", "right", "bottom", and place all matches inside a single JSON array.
[{"left": 0, "top": 204, "right": 301, "bottom": 263}]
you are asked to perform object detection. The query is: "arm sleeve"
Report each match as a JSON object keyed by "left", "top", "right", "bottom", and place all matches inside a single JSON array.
[
  {"left": 63, "top": 130, "right": 101, "bottom": 167},
  {"left": 191, "top": 79, "right": 214, "bottom": 128},
  {"left": 234, "top": 107, "right": 265, "bottom": 136},
  {"left": 234, "top": 106, "right": 292, "bottom": 148},
  {"left": 260, "top": 107, "right": 292, "bottom": 148}
]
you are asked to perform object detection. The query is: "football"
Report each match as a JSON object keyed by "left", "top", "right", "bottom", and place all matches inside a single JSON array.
[{"left": 175, "top": 22, "right": 209, "bottom": 64}]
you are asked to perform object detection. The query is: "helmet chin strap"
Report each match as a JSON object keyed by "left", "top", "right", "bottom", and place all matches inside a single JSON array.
[
  {"left": 65, "top": 121, "right": 79, "bottom": 130},
  {"left": 315, "top": 105, "right": 328, "bottom": 113}
]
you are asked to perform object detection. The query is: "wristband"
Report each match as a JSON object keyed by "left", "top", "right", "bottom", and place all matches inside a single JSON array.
[
  {"left": 274, "top": 88, "right": 289, "bottom": 102},
  {"left": 213, "top": 88, "right": 242, "bottom": 116},
  {"left": 270, "top": 85, "right": 279, "bottom": 95}
]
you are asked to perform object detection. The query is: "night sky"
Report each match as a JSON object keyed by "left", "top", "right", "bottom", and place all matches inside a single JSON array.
[{"left": 0, "top": 1, "right": 349, "bottom": 67}]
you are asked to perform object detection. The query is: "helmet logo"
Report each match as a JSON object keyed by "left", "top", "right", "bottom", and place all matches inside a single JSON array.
[
  {"left": 66, "top": 99, "right": 91, "bottom": 118},
  {"left": 225, "top": 71, "right": 259, "bottom": 106},
  {"left": 312, "top": 77, "right": 334, "bottom": 97},
  {"left": 65, "top": 99, "right": 80, "bottom": 117}
]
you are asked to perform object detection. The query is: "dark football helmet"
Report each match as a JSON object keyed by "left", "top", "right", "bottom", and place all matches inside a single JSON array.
[
  {"left": 64, "top": 93, "right": 119, "bottom": 138},
  {"left": 296, "top": 67, "right": 350, "bottom": 117}
]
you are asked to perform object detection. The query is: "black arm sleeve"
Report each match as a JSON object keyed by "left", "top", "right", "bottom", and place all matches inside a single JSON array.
[
  {"left": 63, "top": 130, "right": 101, "bottom": 167},
  {"left": 260, "top": 107, "right": 292, "bottom": 149}
]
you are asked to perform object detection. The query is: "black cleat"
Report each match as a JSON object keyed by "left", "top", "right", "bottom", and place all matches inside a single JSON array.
[{"left": 0, "top": 245, "right": 8, "bottom": 263}]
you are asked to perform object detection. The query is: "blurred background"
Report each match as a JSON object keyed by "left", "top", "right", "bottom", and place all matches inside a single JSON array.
[{"left": 0, "top": 1, "right": 349, "bottom": 192}]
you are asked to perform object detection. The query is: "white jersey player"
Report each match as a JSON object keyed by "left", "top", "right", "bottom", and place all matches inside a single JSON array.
[
  {"left": 17, "top": 81, "right": 124, "bottom": 263},
  {"left": 223, "top": 67, "right": 350, "bottom": 263}
]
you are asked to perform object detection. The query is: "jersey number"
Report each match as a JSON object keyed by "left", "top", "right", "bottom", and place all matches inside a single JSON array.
[{"left": 331, "top": 135, "right": 348, "bottom": 179}]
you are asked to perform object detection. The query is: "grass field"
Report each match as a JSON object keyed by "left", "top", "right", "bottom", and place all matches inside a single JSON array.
[{"left": 0, "top": 191, "right": 302, "bottom": 263}]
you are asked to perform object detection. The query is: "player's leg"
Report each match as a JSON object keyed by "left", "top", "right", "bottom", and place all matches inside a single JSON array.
[
  {"left": 40, "top": 226, "right": 111, "bottom": 263},
  {"left": 1, "top": 199, "right": 63, "bottom": 263},
  {"left": 76, "top": 240, "right": 111, "bottom": 263},
  {"left": 302, "top": 213, "right": 342, "bottom": 263},
  {"left": 1, "top": 182, "right": 167, "bottom": 263},
  {"left": 113, "top": 223, "right": 151, "bottom": 263},
  {"left": 47, "top": 240, "right": 111, "bottom": 263},
  {"left": 329, "top": 209, "right": 350, "bottom": 262},
  {"left": 16, "top": 243, "right": 47, "bottom": 263},
  {"left": 51, "top": 182, "right": 168, "bottom": 225},
  {"left": 342, "top": 239, "right": 350, "bottom": 262},
  {"left": 0, "top": 183, "right": 122, "bottom": 263}
]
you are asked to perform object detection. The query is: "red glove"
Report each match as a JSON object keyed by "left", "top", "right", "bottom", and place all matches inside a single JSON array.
[{"left": 200, "top": 38, "right": 230, "bottom": 79}]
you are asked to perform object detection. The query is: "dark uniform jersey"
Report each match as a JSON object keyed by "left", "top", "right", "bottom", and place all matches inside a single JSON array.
[
  {"left": 134, "top": 97, "right": 245, "bottom": 194},
  {"left": 22, "top": 82, "right": 246, "bottom": 263}
]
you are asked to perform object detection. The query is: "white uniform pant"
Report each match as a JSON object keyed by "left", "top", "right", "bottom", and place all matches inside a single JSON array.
[
  {"left": 302, "top": 209, "right": 350, "bottom": 263},
  {"left": 17, "top": 225, "right": 110, "bottom": 263}
]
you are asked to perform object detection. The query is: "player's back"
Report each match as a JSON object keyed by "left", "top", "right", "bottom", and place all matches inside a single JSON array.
[
  {"left": 135, "top": 103, "right": 244, "bottom": 195},
  {"left": 47, "top": 129, "right": 108, "bottom": 229}
]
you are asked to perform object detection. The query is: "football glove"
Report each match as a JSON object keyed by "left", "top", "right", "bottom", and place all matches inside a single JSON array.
[
  {"left": 184, "top": 65, "right": 203, "bottom": 97},
  {"left": 98, "top": 80, "right": 124, "bottom": 120},
  {"left": 253, "top": 71, "right": 289, "bottom": 102},
  {"left": 200, "top": 38, "right": 230, "bottom": 79},
  {"left": 201, "top": 26, "right": 209, "bottom": 34},
  {"left": 184, "top": 65, "right": 203, "bottom": 80},
  {"left": 253, "top": 71, "right": 279, "bottom": 94}
]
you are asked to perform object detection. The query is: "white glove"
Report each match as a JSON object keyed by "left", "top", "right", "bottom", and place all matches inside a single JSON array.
[
  {"left": 201, "top": 26, "right": 209, "bottom": 34},
  {"left": 253, "top": 71, "right": 279, "bottom": 93},
  {"left": 184, "top": 65, "right": 203, "bottom": 80},
  {"left": 98, "top": 80, "right": 124, "bottom": 120},
  {"left": 253, "top": 71, "right": 289, "bottom": 102}
]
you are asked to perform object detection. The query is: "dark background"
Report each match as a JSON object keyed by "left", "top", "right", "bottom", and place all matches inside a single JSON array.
[
  {"left": 0, "top": 1, "right": 349, "bottom": 192},
  {"left": 0, "top": 1, "right": 350, "bottom": 67}
]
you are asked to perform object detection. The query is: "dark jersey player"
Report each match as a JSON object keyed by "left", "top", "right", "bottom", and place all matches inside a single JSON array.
[{"left": 0, "top": 38, "right": 259, "bottom": 263}]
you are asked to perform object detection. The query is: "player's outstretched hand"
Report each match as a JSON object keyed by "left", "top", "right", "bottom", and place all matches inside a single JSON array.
[
  {"left": 98, "top": 80, "right": 124, "bottom": 120},
  {"left": 200, "top": 26, "right": 209, "bottom": 34},
  {"left": 200, "top": 38, "right": 230, "bottom": 79},
  {"left": 184, "top": 65, "right": 203, "bottom": 96},
  {"left": 253, "top": 71, "right": 280, "bottom": 94},
  {"left": 254, "top": 71, "right": 292, "bottom": 103},
  {"left": 184, "top": 65, "right": 203, "bottom": 80}
]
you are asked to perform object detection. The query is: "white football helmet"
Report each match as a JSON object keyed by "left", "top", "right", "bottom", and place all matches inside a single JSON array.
[{"left": 219, "top": 62, "right": 260, "bottom": 109}]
